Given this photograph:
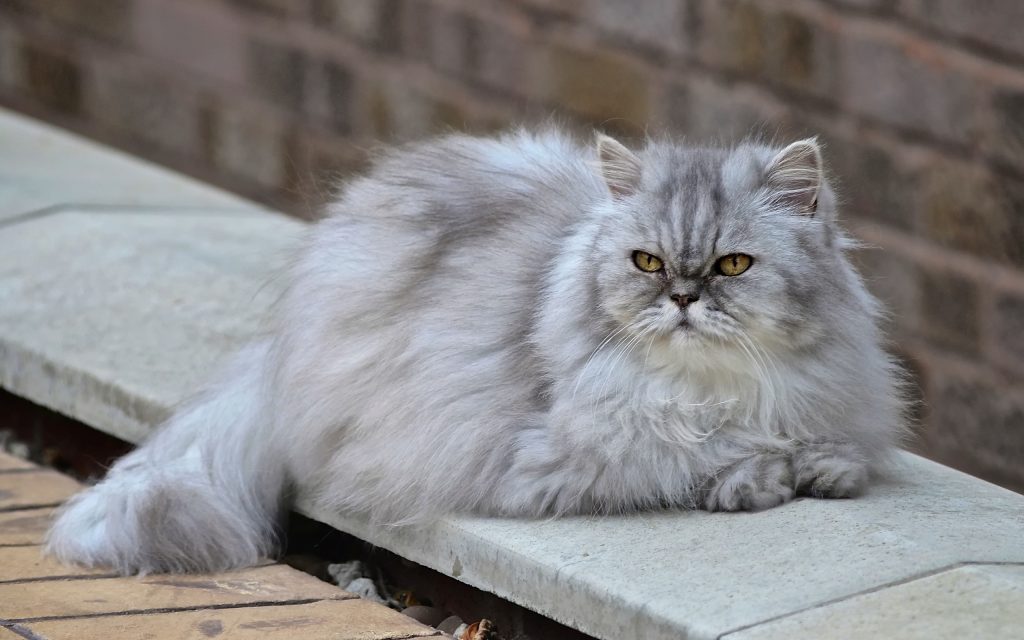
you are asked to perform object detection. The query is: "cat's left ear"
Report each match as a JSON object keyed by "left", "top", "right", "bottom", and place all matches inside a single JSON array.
[
  {"left": 765, "top": 138, "right": 822, "bottom": 215},
  {"left": 596, "top": 133, "right": 642, "bottom": 198}
]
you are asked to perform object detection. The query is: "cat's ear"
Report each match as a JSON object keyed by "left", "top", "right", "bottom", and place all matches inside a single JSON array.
[
  {"left": 765, "top": 138, "right": 822, "bottom": 215},
  {"left": 596, "top": 133, "right": 642, "bottom": 198}
]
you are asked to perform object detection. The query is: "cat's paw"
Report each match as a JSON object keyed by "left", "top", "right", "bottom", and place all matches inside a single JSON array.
[
  {"left": 793, "top": 443, "right": 868, "bottom": 498},
  {"left": 704, "top": 453, "right": 795, "bottom": 512}
]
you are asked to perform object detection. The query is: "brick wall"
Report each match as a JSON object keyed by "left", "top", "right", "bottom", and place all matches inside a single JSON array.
[{"left": 1, "top": 0, "right": 1022, "bottom": 492}]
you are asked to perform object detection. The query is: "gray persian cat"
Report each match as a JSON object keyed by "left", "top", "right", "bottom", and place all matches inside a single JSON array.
[{"left": 47, "top": 129, "right": 906, "bottom": 574}]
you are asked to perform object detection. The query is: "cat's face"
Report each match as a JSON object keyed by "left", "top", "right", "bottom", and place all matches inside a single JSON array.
[{"left": 590, "top": 138, "right": 840, "bottom": 362}]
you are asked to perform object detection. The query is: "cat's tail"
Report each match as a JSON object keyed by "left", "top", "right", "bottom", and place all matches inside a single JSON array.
[{"left": 45, "top": 340, "right": 285, "bottom": 574}]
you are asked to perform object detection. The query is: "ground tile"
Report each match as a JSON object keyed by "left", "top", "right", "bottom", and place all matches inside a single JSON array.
[
  {"left": 0, "top": 545, "right": 112, "bottom": 582},
  {"left": 0, "top": 471, "right": 81, "bottom": 511},
  {"left": 0, "top": 508, "right": 54, "bottom": 545},
  {"left": 20, "top": 599, "right": 439, "bottom": 640},
  {"left": 0, "top": 564, "right": 352, "bottom": 621},
  {"left": 0, "top": 452, "right": 35, "bottom": 471}
]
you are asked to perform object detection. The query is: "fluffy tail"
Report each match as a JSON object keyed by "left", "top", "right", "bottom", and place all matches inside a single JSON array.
[{"left": 46, "top": 340, "right": 285, "bottom": 574}]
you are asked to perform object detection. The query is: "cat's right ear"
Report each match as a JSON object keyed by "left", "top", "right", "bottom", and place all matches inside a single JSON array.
[{"left": 596, "top": 133, "right": 642, "bottom": 198}]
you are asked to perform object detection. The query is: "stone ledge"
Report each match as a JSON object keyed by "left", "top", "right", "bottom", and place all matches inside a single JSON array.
[{"left": 1, "top": 108, "right": 1023, "bottom": 640}]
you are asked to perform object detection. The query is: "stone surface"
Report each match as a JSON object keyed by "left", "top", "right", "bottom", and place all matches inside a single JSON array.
[
  {"left": 0, "top": 471, "right": 81, "bottom": 511},
  {"left": 0, "top": 208, "right": 300, "bottom": 444},
  {"left": 0, "top": 545, "right": 112, "bottom": 582},
  {"left": 725, "top": 565, "right": 1024, "bottom": 639},
  {"left": 0, "top": 109, "right": 256, "bottom": 222},
  {"left": 303, "top": 456, "right": 1024, "bottom": 640},
  {"left": 0, "top": 564, "right": 350, "bottom": 621},
  {"left": 21, "top": 599, "right": 439, "bottom": 639},
  {"left": 0, "top": 508, "right": 54, "bottom": 545}
]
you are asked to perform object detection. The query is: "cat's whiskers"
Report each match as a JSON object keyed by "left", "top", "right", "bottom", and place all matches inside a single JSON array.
[{"left": 571, "top": 324, "right": 631, "bottom": 401}]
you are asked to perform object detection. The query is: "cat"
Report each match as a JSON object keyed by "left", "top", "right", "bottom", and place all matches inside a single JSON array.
[{"left": 46, "top": 128, "right": 907, "bottom": 574}]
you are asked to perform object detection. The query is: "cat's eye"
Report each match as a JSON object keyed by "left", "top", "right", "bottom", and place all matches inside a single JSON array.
[
  {"left": 717, "top": 253, "right": 753, "bottom": 276},
  {"left": 632, "top": 250, "right": 664, "bottom": 273}
]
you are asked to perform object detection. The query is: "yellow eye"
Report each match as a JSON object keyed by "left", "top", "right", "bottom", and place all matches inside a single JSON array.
[
  {"left": 717, "top": 253, "right": 753, "bottom": 276},
  {"left": 632, "top": 250, "right": 664, "bottom": 273}
]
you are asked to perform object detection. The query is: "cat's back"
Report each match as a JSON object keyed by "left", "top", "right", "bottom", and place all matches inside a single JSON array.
[{"left": 327, "top": 128, "right": 602, "bottom": 239}]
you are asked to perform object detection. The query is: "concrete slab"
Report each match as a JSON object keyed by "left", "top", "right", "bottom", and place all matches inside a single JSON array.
[
  {"left": 302, "top": 456, "right": 1024, "bottom": 640},
  {"left": 0, "top": 208, "right": 301, "bottom": 443},
  {"left": 724, "top": 564, "right": 1024, "bottom": 639},
  {"left": 0, "top": 109, "right": 258, "bottom": 221}
]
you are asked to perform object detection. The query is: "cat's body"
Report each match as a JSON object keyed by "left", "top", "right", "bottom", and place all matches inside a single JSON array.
[{"left": 47, "top": 129, "right": 906, "bottom": 574}]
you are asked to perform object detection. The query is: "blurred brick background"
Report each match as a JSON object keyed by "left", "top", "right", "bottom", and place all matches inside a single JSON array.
[{"left": 0, "top": 0, "right": 1022, "bottom": 492}]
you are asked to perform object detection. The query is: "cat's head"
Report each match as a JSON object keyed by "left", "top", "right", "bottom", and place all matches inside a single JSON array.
[{"left": 589, "top": 134, "right": 852, "bottom": 366}]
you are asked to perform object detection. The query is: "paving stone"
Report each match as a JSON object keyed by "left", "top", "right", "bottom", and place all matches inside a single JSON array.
[
  {"left": 20, "top": 599, "right": 439, "bottom": 639},
  {"left": 0, "top": 452, "right": 35, "bottom": 471},
  {"left": 0, "top": 508, "right": 55, "bottom": 545},
  {"left": 0, "top": 109, "right": 257, "bottom": 221},
  {"left": 0, "top": 564, "right": 351, "bottom": 621},
  {"left": 304, "top": 453, "right": 1024, "bottom": 640},
  {"left": 724, "top": 564, "right": 1024, "bottom": 639},
  {"left": 0, "top": 471, "right": 81, "bottom": 511},
  {"left": 0, "top": 208, "right": 300, "bottom": 444},
  {"left": 0, "top": 545, "right": 112, "bottom": 582}
]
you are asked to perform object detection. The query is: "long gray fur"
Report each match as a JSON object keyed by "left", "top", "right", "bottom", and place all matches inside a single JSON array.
[{"left": 46, "top": 128, "right": 907, "bottom": 574}]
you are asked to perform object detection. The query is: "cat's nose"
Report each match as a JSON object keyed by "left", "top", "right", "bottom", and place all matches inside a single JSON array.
[{"left": 671, "top": 292, "right": 700, "bottom": 309}]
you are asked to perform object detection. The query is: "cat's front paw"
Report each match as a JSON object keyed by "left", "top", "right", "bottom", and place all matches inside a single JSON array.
[
  {"left": 704, "top": 453, "right": 794, "bottom": 512},
  {"left": 793, "top": 443, "right": 868, "bottom": 498}
]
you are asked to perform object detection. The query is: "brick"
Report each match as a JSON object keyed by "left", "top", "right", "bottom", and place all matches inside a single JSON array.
[
  {"left": 924, "top": 370, "right": 1024, "bottom": 491},
  {"left": 541, "top": 43, "right": 650, "bottom": 134},
  {"left": 470, "top": 16, "right": 534, "bottom": 97},
  {"left": 917, "top": 160, "right": 1024, "bottom": 267},
  {"left": 359, "top": 76, "right": 465, "bottom": 140},
  {"left": 15, "top": 0, "right": 132, "bottom": 44},
  {"left": 765, "top": 11, "right": 839, "bottom": 99},
  {"left": 0, "top": 451, "right": 34, "bottom": 471},
  {"left": 227, "top": 0, "right": 304, "bottom": 18},
  {"left": 698, "top": 0, "right": 766, "bottom": 76},
  {"left": 0, "top": 508, "right": 54, "bottom": 546},
  {"left": 248, "top": 39, "right": 306, "bottom": 111},
  {"left": 0, "top": 471, "right": 81, "bottom": 511},
  {"left": 132, "top": 0, "right": 247, "bottom": 86},
  {"left": 991, "top": 291, "right": 1024, "bottom": 374},
  {"left": 311, "top": 0, "right": 402, "bottom": 52},
  {"left": 828, "top": 0, "right": 895, "bottom": 9},
  {"left": 20, "top": 44, "right": 82, "bottom": 115},
  {"left": 849, "top": 246, "right": 920, "bottom": 334},
  {"left": 585, "top": 0, "right": 691, "bottom": 54},
  {"left": 917, "top": 268, "right": 980, "bottom": 354},
  {"left": 826, "top": 136, "right": 914, "bottom": 230},
  {"left": 21, "top": 599, "right": 439, "bottom": 639},
  {"left": 901, "top": 0, "right": 1024, "bottom": 60},
  {"left": 0, "top": 545, "right": 112, "bottom": 582},
  {"left": 663, "top": 79, "right": 788, "bottom": 142},
  {"left": 988, "top": 88, "right": 1024, "bottom": 173},
  {"left": 209, "top": 104, "right": 289, "bottom": 188},
  {"left": 838, "top": 32, "right": 980, "bottom": 144},
  {"left": 88, "top": 60, "right": 202, "bottom": 157},
  {"left": 0, "top": 564, "right": 351, "bottom": 621},
  {"left": 0, "top": 20, "right": 21, "bottom": 90}
]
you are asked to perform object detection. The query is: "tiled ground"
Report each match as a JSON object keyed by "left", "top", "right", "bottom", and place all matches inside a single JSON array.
[{"left": 0, "top": 452, "right": 439, "bottom": 640}]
